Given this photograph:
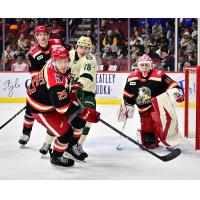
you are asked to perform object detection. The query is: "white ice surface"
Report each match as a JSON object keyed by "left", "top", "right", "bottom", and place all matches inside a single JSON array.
[{"left": 0, "top": 103, "right": 200, "bottom": 180}]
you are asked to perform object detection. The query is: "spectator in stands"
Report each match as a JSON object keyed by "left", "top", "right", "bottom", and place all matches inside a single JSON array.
[
  {"left": 91, "top": 44, "right": 102, "bottom": 66},
  {"left": 50, "top": 19, "right": 65, "bottom": 39},
  {"left": 102, "top": 29, "right": 118, "bottom": 47},
  {"left": 146, "top": 45, "right": 161, "bottom": 60},
  {"left": 11, "top": 53, "right": 29, "bottom": 72},
  {"left": 130, "top": 44, "right": 143, "bottom": 67},
  {"left": 160, "top": 47, "right": 174, "bottom": 71},
  {"left": 19, "top": 19, "right": 30, "bottom": 37},
  {"left": 114, "top": 28, "right": 125, "bottom": 46},
  {"left": 2, "top": 45, "right": 15, "bottom": 70},
  {"left": 178, "top": 54, "right": 191, "bottom": 72},
  {"left": 146, "top": 36, "right": 157, "bottom": 48},
  {"left": 102, "top": 45, "right": 116, "bottom": 60},
  {"left": 163, "top": 21, "right": 173, "bottom": 39},
  {"left": 180, "top": 32, "right": 194, "bottom": 50},
  {"left": 157, "top": 32, "right": 169, "bottom": 49},
  {"left": 27, "top": 20, "right": 35, "bottom": 40},
  {"left": 152, "top": 21, "right": 162, "bottom": 40},
  {"left": 17, "top": 34, "right": 25, "bottom": 51},
  {"left": 85, "top": 30, "right": 96, "bottom": 44},
  {"left": 186, "top": 50, "right": 197, "bottom": 66}
]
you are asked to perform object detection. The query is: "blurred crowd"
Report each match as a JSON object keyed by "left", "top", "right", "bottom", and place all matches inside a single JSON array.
[{"left": 0, "top": 18, "right": 198, "bottom": 72}]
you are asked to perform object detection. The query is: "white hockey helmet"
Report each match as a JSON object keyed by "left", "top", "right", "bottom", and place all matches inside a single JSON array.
[
  {"left": 77, "top": 36, "right": 92, "bottom": 48},
  {"left": 137, "top": 54, "right": 153, "bottom": 77}
]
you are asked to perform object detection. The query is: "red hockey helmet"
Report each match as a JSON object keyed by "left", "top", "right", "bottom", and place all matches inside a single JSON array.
[
  {"left": 34, "top": 25, "right": 49, "bottom": 35},
  {"left": 51, "top": 46, "right": 69, "bottom": 61}
]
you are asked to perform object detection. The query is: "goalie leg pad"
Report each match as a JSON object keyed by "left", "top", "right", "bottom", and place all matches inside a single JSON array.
[
  {"left": 139, "top": 108, "right": 160, "bottom": 149},
  {"left": 151, "top": 92, "right": 183, "bottom": 147}
]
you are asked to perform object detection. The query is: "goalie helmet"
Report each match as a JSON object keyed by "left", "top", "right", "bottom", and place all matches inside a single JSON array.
[
  {"left": 137, "top": 54, "right": 153, "bottom": 77},
  {"left": 51, "top": 46, "right": 69, "bottom": 61},
  {"left": 34, "top": 25, "right": 49, "bottom": 35},
  {"left": 77, "top": 36, "right": 92, "bottom": 48}
]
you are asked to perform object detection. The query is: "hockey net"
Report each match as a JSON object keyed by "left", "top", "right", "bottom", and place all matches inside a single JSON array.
[{"left": 184, "top": 66, "right": 200, "bottom": 150}]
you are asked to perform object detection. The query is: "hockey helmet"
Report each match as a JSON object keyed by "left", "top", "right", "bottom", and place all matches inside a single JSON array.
[
  {"left": 137, "top": 54, "right": 153, "bottom": 77},
  {"left": 34, "top": 25, "right": 49, "bottom": 35},
  {"left": 77, "top": 36, "right": 92, "bottom": 48},
  {"left": 51, "top": 46, "right": 69, "bottom": 61}
]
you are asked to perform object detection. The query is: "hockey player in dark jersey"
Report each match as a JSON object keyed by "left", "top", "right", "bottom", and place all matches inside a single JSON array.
[
  {"left": 19, "top": 25, "right": 62, "bottom": 146},
  {"left": 118, "top": 54, "right": 184, "bottom": 149},
  {"left": 26, "top": 46, "right": 100, "bottom": 167}
]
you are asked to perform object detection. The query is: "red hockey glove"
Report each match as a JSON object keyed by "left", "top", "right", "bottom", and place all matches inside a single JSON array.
[
  {"left": 69, "top": 83, "right": 83, "bottom": 102},
  {"left": 78, "top": 108, "right": 100, "bottom": 123}
]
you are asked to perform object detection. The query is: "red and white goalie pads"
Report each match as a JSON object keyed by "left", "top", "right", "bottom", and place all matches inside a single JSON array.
[
  {"left": 167, "top": 88, "right": 184, "bottom": 106},
  {"left": 151, "top": 92, "right": 183, "bottom": 147},
  {"left": 117, "top": 104, "right": 135, "bottom": 122}
]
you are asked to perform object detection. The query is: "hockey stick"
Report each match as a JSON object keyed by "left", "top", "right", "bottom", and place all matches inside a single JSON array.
[
  {"left": 99, "top": 118, "right": 181, "bottom": 162},
  {"left": 0, "top": 106, "right": 26, "bottom": 130},
  {"left": 76, "top": 99, "right": 181, "bottom": 161}
]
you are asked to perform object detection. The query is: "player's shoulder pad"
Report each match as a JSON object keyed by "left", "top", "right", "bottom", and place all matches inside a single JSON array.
[
  {"left": 49, "top": 39, "right": 62, "bottom": 46},
  {"left": 127, "top": 70, "right": 140, "bottom": 82},
  {"left": 29, "top": 45, "right": 42, "bottom": 58},
  {"left": 69, "top": 49, "right": 75, "bottom": 59},
  {"left": 44, "top": 60, "right": 66, "bottom": 88},
  {"left": 149, "top": 69, "right": 165, "bottom": 82}
]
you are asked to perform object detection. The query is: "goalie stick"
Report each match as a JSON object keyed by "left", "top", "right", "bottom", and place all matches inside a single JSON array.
[
  {"left": 116, "top": 115, "right": 128, "bottom": 151},
  {"left": 99, "top": 118, "right": 181, "bottom": 162},
  {"left": 0, "top": 106, "right": 26, "bottom": 130},
  {"left": 76, "top": 99, "right": 181, "bottom": 162}
]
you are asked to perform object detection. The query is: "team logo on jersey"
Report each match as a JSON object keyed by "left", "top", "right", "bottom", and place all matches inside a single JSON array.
[
  {"left": 37, "top": 55, "right": 43, "bottom": 60},
  {"left": 136, "top": 86, "right": 151, "bottom": 105},
  {"left": 57, "top": 89, "right": 67, "bottom": 100},
  {"left": 86, "top": 54, "right": 92, "bottom": 60}
]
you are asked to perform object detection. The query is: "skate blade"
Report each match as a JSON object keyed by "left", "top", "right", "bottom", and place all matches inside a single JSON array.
[
  {"left": 63, "top": 152, "right": 86, "bottom": 163},
  {"left": 116, "top": 144, "right": 123, "bottom": 151},
  {"left": 20, "top": 144, "right": 27, "bottom": 149},
  {"left": 41, "top": 155, "right": 50, "bottom": 159}
]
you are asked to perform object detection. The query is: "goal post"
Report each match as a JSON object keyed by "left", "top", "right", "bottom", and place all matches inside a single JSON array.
[{"left": 184, "top": 66, "right": 200, "bottom": 150}]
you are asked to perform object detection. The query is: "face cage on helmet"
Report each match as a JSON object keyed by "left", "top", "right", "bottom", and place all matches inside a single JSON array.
[{"left": 138, "top": 62, "right": 152, "bottom": 77}]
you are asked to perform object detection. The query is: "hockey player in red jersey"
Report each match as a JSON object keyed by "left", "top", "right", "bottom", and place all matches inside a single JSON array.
[
  {"left": 118, "top": 54, "right": 184, "bottom": 149},
  {"left": 27, "top": 46, "right": 100, "bottom": 166},
  {"left": 19, "top": 25, "right": 62, "bottom": 146}
]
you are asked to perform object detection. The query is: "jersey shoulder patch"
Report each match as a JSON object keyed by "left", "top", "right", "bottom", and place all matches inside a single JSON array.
[
  {"left": 85, "top": 54, "right": 93, "bottom": 60},
  {"left": 29, "top": 45, "right": 41, "bottom": 57}
]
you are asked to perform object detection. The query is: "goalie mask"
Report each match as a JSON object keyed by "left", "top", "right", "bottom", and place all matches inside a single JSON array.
[{"left": 137, "top": 54, "right": 153, "bottom": 77}]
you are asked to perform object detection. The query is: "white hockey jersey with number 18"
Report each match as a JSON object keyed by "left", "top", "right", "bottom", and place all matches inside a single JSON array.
[{"left": 69, "top": 50, "right": 96, "bottom": 94}]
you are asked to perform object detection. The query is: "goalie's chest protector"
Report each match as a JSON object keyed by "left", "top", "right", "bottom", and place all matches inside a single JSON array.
[{"left": 127, "top": 70, "right": 167, "bottom": 108}]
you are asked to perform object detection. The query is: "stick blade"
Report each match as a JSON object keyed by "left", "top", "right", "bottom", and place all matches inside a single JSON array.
[{"left": 159, "top": 148, "right": 181, "bottom": 162}]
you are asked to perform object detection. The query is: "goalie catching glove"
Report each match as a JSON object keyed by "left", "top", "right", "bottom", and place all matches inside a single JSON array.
[
  {"left": 117, "top": 104, "right": 135, "bottom": 122},
  {"left": 167, "top": 88, "right": 184, "bottom": 104}
]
